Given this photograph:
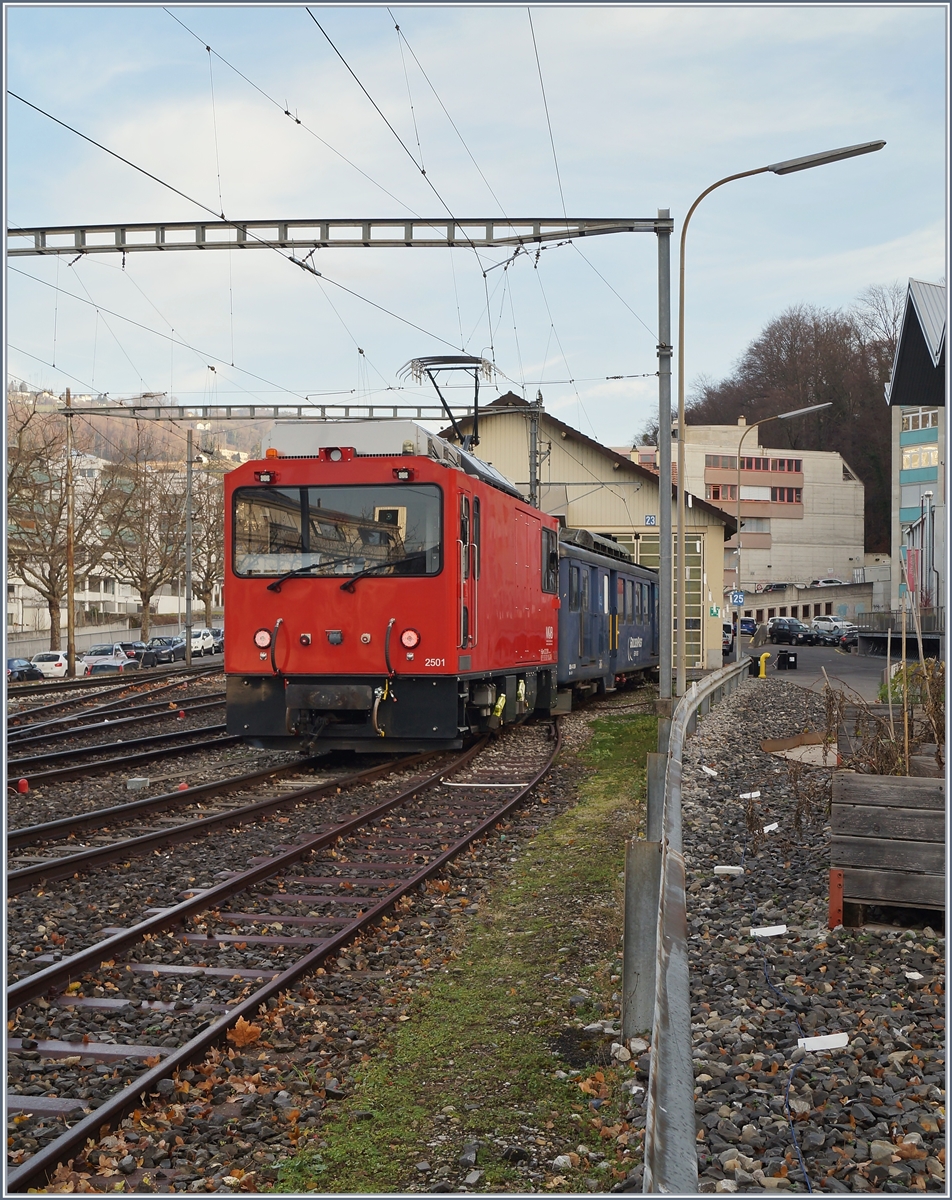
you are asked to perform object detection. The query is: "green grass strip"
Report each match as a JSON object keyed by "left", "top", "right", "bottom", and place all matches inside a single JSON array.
[{"left": 272, "top": 710, "right": 658, "bottom": 1193}]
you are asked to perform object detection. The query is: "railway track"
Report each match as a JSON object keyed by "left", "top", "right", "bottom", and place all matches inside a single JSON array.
[
  {"left": 6, "top": 721, "right": 559, "bottom": 1191},
  {"left": 6, "top": 661, "right": 221, "bottom": 704},
  {"left": 7, "top": 691, "right": 225, "bottom": 752}
]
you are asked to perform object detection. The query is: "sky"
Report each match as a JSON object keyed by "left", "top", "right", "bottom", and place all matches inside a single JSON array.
[{"left": 4, "top": 2, "right": 948, "bottom": 450}]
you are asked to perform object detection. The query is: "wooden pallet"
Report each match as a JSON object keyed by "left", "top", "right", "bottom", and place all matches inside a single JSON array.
[{"left": 829, "top": 773, "right": 945, "bottom": 927}]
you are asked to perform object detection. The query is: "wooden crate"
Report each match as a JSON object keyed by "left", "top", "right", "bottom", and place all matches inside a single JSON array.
[{"left": 829, "top": 773, "right": 945, "bottom": 926}]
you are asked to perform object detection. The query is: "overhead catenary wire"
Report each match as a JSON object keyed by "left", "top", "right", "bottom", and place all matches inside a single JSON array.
[
  {"left": 7, "top": 91, "right": 465, "bottom": 354},
  {"left": 527, "top": 8, "right": 568, "bottom": 224},
  {"left": 205, "top": 46, "right": 236, "bottom": 366}
]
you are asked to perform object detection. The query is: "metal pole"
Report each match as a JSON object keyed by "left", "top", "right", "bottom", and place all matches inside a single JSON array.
[
  {"left": 734, "top": 421, "right": 759, "bottom": 662},
  {"left": 528, "top": 390, "right": 541, "bottom": 508},
  {"left": 656, "top": 210, "right": 673, "bottom": 706},
  {"left": 65, "top": 388, "right": 76, "bottom": 677},
  {"left": 677, "top": 167, "right": 771, "bottom": 695},
  {"left": 185, "top": 428, "right": 193, "bottom": 666}
]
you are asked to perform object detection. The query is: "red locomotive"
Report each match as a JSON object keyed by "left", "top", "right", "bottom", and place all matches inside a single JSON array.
[{"left": 224, "top": 421, "right": 561, "bottom": 752}]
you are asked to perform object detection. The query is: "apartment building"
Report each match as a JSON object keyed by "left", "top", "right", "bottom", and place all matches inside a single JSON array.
[{"left": 635, "top": 424, "right": 865, "bottom": 595}]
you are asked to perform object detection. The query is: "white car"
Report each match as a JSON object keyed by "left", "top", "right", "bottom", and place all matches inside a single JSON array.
[
  {"left": 811, "top": 615, "right": 857, "bottom": 634},
  {"left": 82, "top": 643, "right": 128, "bottom": 669},
  {"left": 810, "top": 578, "right": 848, "bottom": 587},
  {"left": 31, "top": 651, "right": 69, "bottom": 678},
  {"left": 190, "top": 628, "right": 215, "bottom": 656}
]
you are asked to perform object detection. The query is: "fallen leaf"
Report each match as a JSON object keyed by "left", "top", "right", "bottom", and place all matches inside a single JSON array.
[{"left": 227, "top": 1017, "right": 262, "bottom": 1048}]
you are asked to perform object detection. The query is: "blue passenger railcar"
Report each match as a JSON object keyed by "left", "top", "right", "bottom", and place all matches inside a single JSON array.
[{"left": 556, "top": 528, "right": 659, "bottom": 698}]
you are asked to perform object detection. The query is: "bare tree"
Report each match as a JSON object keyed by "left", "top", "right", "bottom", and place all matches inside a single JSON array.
[
  {"left": 851, "top": 281, "right": 905, "bottom": 352},
  {"left": 6, "top": 399, "right": 119, "bottom": 648},
  {"left": 100, "top": 425, "right": 186, "bottom": 641},
  {"left": 684, "top": 293, "right": 894, "bottom": 552},
  {"left": 189, "top": 466, "right": 225, "bottom": 628}
]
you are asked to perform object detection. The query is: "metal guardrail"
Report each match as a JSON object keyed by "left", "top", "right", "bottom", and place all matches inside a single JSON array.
[{"left": 643, "top": 657, "right": 748, "bottom": 1193}]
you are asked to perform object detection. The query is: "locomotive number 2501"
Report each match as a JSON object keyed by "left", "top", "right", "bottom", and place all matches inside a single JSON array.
[{"left": 425, "top": 657, "right": 446, "bottom": 667}]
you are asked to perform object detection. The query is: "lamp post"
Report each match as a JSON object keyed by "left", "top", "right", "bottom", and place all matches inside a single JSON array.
[
  {"left": 733, "top": 402, "right": 832, "bottom": 661},
  {"left": 675, "top": 140, "right": 885, "bottom": 694}
]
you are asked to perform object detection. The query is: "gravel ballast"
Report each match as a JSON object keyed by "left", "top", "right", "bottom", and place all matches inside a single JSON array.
[{"left": 676, "top": 676, "right": 945, "bottom": 1194}]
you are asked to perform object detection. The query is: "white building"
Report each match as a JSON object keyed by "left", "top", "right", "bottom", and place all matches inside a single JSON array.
[{"left": 637, "top": 422, "right": 866, "bottom": 596}]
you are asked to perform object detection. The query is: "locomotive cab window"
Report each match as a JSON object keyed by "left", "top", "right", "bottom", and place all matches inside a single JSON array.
[
  {"left": 233, "top": 484, "right": 442, "bottom": 577},
  {"left": 569, "top": 565, "right": 580, "bottom": 611},
  {"left": 541, "top": 528, "right": 558, "bottom": 594},
  {"left": 460, "top": 496, "right": 470, "bottom": 579}
]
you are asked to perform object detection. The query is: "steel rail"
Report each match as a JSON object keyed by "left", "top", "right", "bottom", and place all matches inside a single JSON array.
[
  {"left": 7, "top": 681, "right": 224, "bottom": 738},
  {"left": 643, "top": 658, "right": 747, "bottom": 1193},
  {"left": 7, "top": 746, "right": 439, "bottom": 890},
  {"left": 7, "top": 675, "right": 188, "bottom": 724},
  {"left": 6, "top": 662, "right": 220, "bottom": 698},
  {"left": 7, "top": 751, "right": 329, "bottom": 849},
  {"left": 7, "top": 686, "right": 223, "bottom": 739},
  {"left": 7, "top": 698, "right": 224, "bottom": 750},
  {"left": 8, "top": 727, "right": 235, "bottom": 788},
  {"left": 6, "top": 726, "right": 558, "bottom": 1192},
  {"left": 8, "top": 746, "right": 474, "bottom": 999}
]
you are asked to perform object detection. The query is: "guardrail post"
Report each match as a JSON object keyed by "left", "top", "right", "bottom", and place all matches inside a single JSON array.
[
  {"left": 646, "top": 752, "right": 665, "bottom": 842},
  {"left": 657, "top": 716, "right": 671, "bottom": 755},
  {"left": 621, "top": 839, "right": 662, "bottom": 1037}
]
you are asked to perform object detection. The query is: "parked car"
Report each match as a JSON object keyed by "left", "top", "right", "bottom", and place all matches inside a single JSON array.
[
  {"left": 191, "top": 628, "right": 215, "bottom": 656},
  {"left": 722, "top": 622, "right": 735, "bottom": 655},
  {"left": 118, "top": 641, "right": 159, "bottom": 668},
  {"left": 210, "top": 628, "right": 225, "bottom": 653},
  {"left": 811, "top": 615, "right": 857, "bottom": 635},
  {"left": 89, "top": 655, "right": 141, "bottom": 675},
  {"left": 810, "top": 578, "right": 848, "bottom": 587},
  {"left": 813, "top": 626, "right": 845, "bottom": 647},
  {"left": 760, "top": 583, "right": 792, "bottom": 593},
  {"left": 838, "top": 630, "right": 859, "bottom": 652},
  {"left": 7, "top": 657, "right": 46, "bottom": 682},
  {"left": 768, "top": 618, "right": 817, "bottom": 646},
  {"left": 739, "top": 617, "right": 757, "bottom": 636},
  {"left": 31, "top": 651, "right": 70, "bottom": 678},
  {"left": 81, "top": 643, "right": 128, "bottom": 670},
  {"left": 146, "top": 635, "right": 187, "bottom": 664}
]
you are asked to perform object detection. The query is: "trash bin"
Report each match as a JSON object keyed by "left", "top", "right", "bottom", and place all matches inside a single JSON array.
[
  {"left": 747, "top": 655, "right": 759, "bottom": 677},
  {"left": 776, "top": 649, "right": 789, "bottom": 671},
  {"left": 786, "top": 651, "right": 797, "bottom": 670}
]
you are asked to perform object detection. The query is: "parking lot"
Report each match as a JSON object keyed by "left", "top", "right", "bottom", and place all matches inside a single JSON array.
[{"left": 735, "top": 636, "right": 886, "bottom": 701}]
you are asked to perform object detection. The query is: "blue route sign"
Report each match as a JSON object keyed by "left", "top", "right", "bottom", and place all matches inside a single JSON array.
[{"left": 730, "top": 591, "right": 745, "bottom": 606}]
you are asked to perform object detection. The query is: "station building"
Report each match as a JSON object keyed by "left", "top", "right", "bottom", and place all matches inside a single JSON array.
[{"left": 441, "top": 392, "right": 736, "bottom": 671}]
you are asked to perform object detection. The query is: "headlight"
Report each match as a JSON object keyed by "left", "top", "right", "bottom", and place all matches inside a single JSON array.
[
  {"left": 254, "top": 628, "right": 272, "bottom": 648},
  {"left": 400, "top": 628, "right": 421, "bottom": 649}
]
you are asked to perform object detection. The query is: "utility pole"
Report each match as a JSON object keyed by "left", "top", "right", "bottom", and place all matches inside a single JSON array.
[
  {"left": 65, "top": 387, "right": 76, "bottom": 677},
  {"left": 656, "top": 210, "right": 673, "bottom": 708},
  {"left": 185, "top": 427, "right": 193, "bottom": 666},
  {"left": 528, "top": 390, "right": 543, "bottom": 508}
]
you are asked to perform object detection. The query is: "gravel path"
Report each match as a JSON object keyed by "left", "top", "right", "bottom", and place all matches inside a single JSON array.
[{"left": 676, "top": 676, "right": 945, "bottom": 1194}]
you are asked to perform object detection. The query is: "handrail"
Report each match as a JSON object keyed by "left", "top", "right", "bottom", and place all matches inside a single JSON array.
[{"left": 643, "top": 656, "right": 748, "bottom": 1193}]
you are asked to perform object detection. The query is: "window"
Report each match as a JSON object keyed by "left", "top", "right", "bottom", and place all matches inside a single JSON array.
[
  {"left": 705, "top": 454, "right": 737, "bottom": 469},
  {"left": 541, "top": 527, "right": 558, "bottom": 594},
  {"left": 769, "top": 458, "right": 802, "bottom": 472},
  {"left": 460, "top": 496, "right": 470, "bottom": 579},
  {"left": 580, "top": 570, "right": 590, "bottom": 613},
  {"left": 779, "top": 607, "right": 787, "bottom": 617},
  {"left": 740, "top": 517, "right": 770, "bottom": 533},
  {"left": 641, "top": 582, "right": 650, "bottom": 618},
  {"left": 901, "top": 445, "right": 939, "bottom": 470},
  {"left": 825, "top": 603, "right": 833, "bottom": 615},
  {"left": 901, "top": 408, "right": 940, "bottom": 432},
  {"left": 706, "top": 483, "right": 738, "bottom": 501},
  {"left": 233, "top": 484, "right": 442, "bottom": 578},
  {"left": 473, "top": 498, "right": 481, "bottom": 579},
  {"left": 740, "top": 456, "right": 770, "bottom": 471},
  {"left": 569, "top": 565, "right": 580, "bottom": 611},
  {"left": 771, "top": 487, "right": 802, "bottom": 503}
]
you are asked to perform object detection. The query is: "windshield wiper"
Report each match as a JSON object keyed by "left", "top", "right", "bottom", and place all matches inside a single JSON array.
[
  {"left": 339, "top": 553, "right": 428, "bottom": 593},
  {"left": 265, "top": 562, "right": 326, "bottom": 593}
]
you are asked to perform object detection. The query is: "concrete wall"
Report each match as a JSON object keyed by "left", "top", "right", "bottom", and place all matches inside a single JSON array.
[{"left": 739, "top": 583, "right": 875, "bottom": 624}]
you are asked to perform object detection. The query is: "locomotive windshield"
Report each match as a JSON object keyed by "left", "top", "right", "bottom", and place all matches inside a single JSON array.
[{"left": 233, "top": 484, "right": 442, "bottom": 578}]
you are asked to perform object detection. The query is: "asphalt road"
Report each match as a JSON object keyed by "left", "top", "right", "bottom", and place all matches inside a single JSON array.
[{"left": 733, "top": 636, "right": 886, "bottom": 702}]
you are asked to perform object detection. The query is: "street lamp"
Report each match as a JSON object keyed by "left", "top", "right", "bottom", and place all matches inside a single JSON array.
[
  {"left": 733, "top": 402, "right": 833, "bottom": 661},
  {"left": 675, "top": 140, "right": 885, "bottom": 693}
]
